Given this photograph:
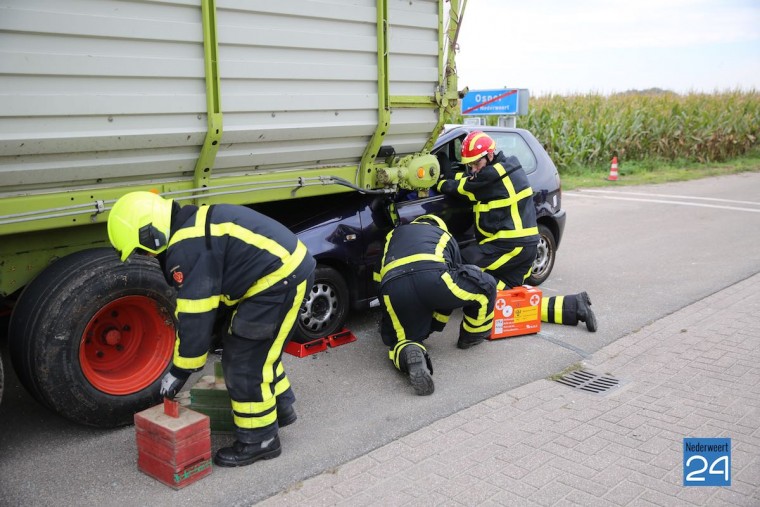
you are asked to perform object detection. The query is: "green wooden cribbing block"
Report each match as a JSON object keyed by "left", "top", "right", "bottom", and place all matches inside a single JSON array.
[{"left": 187, "top": 362, "right": 234, "bottom": 434}]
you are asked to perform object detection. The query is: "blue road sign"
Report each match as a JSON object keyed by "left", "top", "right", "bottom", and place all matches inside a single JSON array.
[{"left": 462, "top": 89, "right": 519, "bottom": 116}]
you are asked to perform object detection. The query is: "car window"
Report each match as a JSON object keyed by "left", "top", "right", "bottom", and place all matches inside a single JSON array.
[
  {"left": 490, "top": 132, "right": 537, "bottom": 174},
  {"left": 452, "top": 138, "right": 463, "bottom": 164},
  {"left": 450, "top": 132, "right": 537, "bottom": 175}
]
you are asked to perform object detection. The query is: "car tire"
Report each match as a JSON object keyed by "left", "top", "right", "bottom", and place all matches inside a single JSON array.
[
  {"left": 8, "top": 248, "right": 176, "bottom": 427},
  {"left": 526, "top": 224, "right": 556, "bottom": 286},
  {"left": 294, "top": 266, "right": 349, "bottom": 343},
  {"left": 0, "top": 353, "right": 4, "bottom": 408}
]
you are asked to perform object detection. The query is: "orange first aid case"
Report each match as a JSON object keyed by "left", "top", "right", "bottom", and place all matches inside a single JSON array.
[{"left": 490, "top": 286, "right": 542, "bottom": 339}]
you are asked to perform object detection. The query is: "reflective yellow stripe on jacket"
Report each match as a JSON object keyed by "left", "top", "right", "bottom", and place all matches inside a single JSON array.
[
  {"left": 378, "top": 230, "right": 450, "bottom": 280},
  {"left": 171, "top": 206, "right": 308, "bottom": 302},
  {"left": 475, "top": 163, "right": 538, "bottom": 243},
  {"left": 171, "top": 205, "right": 307, "bottom": 369}
]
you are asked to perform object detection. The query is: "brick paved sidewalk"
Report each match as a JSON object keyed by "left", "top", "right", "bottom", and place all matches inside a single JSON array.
[{"left": 257, "top": 274, "right": 760, "bottom": 506}]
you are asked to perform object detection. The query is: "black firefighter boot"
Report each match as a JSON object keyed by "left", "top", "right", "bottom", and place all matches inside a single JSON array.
[
  {"left": 213, "top": 435, "right": 282, "bottom": 467},
  {"left": 576, "top": 292, "right": 598, "bottom": 332},
  {"left": 400, "top": 346, "right": 434, "bottom": 396},
  {"left": 457, "top": 330, "right": 489, "bottom": 349}
]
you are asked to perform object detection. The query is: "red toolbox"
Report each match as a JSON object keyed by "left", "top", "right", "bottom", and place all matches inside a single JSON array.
[
  {"left": 134, "top": 399, "right": 212, "bottom": 489},
  {"left": 490, "top": 286, "right": 542, "bottom": 339}
]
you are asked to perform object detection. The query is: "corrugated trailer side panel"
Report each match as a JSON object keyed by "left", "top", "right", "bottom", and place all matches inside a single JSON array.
[
  {"left": 0, "top": 0, "right": 444, "bottom": 194},
  {"left": 208, "top": 0, "right": 442, "bottom": 177},
  {"left": 385, "top": 0, "right": 440, "bottom": 155},
  {"left": 0, "top": 0, "right": 208, "bottom": 193},
  {"left": 213, "top": 0, "right": 380, "bottom": 176}
]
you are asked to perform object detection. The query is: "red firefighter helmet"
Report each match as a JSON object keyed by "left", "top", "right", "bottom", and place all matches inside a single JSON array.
[{"left": 461, "top": 131, "right": 496, "bottom": 164}]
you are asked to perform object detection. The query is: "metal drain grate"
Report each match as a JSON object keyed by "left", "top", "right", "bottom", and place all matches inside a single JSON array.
[{"left": 555, "top": 369, "right": 621, "bottom": 395}]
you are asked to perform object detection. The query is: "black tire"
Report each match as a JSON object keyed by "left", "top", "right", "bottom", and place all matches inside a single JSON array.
[
  {"left": 1, "top": 308, "right": 7, "bottom": 409},
  {"left": 8, "top": 248, "right": 176, "bottom": 428},
  {"left": 0, "top": 353, "right": 4, "bottom": 408},
  {"left": 526, "top": 224, "right": 556, "bottom": 286},
  {"left": 294, "top": 265, "right": 349, "bottom": 343}
]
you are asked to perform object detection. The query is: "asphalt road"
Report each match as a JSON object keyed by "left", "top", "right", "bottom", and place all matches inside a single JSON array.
[{"left": 1, "top": 172, "right": 759, "bottom": 506}]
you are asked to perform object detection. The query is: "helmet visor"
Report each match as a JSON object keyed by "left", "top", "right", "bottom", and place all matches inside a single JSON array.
[
  {"left": 467, "top": 156, "right": 486, "bottom": 168},
  {"left": 138, "top": 223, "right": 167, "bottom": 253}
]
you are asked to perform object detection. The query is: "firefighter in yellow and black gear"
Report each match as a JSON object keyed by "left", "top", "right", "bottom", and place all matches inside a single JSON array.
[
  {"left": 436, "top": 131, "right": 597, "bottom": 332},
  {"left": 107, "top": 191, "right": 315, "bottom": 468},
  {"left": 377, "top": 214, "right": 497, "bottom": 395}
]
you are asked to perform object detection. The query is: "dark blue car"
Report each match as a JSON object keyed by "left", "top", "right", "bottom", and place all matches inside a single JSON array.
[{"left": 254, "top": 126, "right": 566, "bottom": 341}]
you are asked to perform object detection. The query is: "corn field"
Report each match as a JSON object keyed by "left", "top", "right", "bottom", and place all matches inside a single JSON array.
[{"left": 453, "top": 91, "right": 760, "bottom": 170}]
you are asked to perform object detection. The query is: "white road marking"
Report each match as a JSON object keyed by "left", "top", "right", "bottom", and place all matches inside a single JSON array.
[
  {"left": 576, "top": 188, "right": 760, "bottom": 206},
  {"left": 563, "top": 191, "right": 760, "bottom": 213}
]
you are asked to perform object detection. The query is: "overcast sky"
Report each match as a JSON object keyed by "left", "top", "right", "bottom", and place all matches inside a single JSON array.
[{"left": 454, "top": 0, "right": 760, "bottom": 96}]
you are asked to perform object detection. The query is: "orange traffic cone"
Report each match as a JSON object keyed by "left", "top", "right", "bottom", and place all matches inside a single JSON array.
[{"left": 607, "top": 156, "right": 619, "bottom": 181}]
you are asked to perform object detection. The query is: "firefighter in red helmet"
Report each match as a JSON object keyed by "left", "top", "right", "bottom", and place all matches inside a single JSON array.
[{"left": 437, "top": 131, "right": 597, "bottom": 332}]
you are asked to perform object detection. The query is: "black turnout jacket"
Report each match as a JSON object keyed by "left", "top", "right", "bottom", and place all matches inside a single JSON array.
[
  {"left": 163, "top": 204, "right": 315, "bottom": 371},
  {"left": 437, "top": 151, "right": 539, "bottom": 247}
]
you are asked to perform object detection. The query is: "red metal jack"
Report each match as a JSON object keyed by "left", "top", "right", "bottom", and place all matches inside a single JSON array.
[{"left": 284, "top": 329, "right": 357, "bottom": 358}]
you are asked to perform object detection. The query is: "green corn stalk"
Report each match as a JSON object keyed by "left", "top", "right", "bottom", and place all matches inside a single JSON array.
[{"left": 521, "top": 90, "right": 760, "bottom": 173}]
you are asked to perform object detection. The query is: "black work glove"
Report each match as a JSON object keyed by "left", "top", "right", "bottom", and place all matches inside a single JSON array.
[
  {"left": 159, "top": 365, "right": 191, "bottom": 399},
  {"left": 437, "top": 160, "right": 454, "bottom": 181},
  {"left": 436, "top": 152, "right": 454, "bottom": 181}
]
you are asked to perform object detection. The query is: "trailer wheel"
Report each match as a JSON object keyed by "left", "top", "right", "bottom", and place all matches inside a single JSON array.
[
  {"left": 0, "top": 353, "right": 4, "bottom": 408},
  {"left": 8, "top": 248, "right": 175, "bottom": 428}
]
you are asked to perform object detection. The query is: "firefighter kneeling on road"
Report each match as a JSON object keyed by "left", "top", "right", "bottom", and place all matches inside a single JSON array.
[
  {"left": 377, "top": 214, "right": 497, "bottom": 395},
  {"left": 107, "top": 191, "right": 315, "bottom": 468},
  {"left": 436, "top": 131, "right": 597, "bottom": 332}
]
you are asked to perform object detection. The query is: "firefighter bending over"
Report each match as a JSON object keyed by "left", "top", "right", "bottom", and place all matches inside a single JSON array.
[
  {"left": 377, "top": 214, "right": 497, "bottom": 395},
  {"left": 436, "top": 131, "right": 597, "bottom": 332},
  {"left": 107, "top": 191, "right": 315, "bottom": 468}
]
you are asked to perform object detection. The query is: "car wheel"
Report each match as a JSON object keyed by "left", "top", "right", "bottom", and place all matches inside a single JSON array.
[
  {"left": 526, "top": 224, "right": 556, "bottom": 286},
  {"left": 294, "top": 266, "right": 349, "bottom": 343}
]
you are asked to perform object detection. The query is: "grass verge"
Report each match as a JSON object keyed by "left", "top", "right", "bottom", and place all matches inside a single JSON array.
[{"left": 559, "top": 149, "right": 760, "bottom": 190}]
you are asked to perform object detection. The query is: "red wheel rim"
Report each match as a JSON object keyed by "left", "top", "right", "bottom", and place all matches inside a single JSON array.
[{"left": 80, "top": 296, "right": 175, "bottom": 395}]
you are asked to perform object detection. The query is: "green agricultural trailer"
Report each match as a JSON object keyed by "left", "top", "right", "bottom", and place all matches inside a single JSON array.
[{"left": 0, "top": 0, "right": 467, "bottom": 426}]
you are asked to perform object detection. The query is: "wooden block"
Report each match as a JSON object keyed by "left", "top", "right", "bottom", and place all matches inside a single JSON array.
[
  {"left": 134, "top": 403, "right": 212, "bottom": 489},
  {"left": 136, "top": 427, "right": 211, "bottom": 465},
  {"left": 134, "top": 403, "right": 210, "bottom": 444},
  {"left": 163, "top": 397, "right": 179, "bottom": 418},
  {"left": 189, "top": 405, "right": 235, "bottom": 434},
  {"left": 137, "top": 449, "right": 212, "bottom": 490}
]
